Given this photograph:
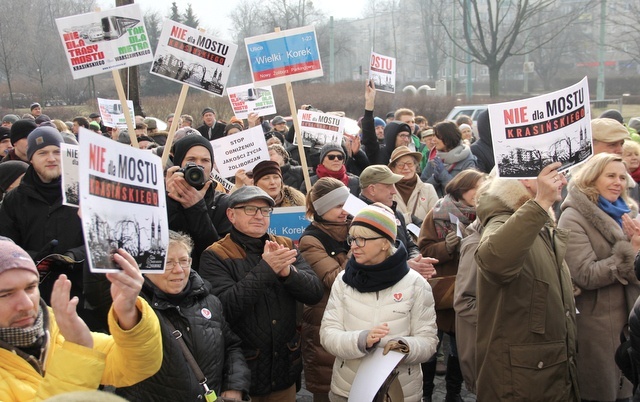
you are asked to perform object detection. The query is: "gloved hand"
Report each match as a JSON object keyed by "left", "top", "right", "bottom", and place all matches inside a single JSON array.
[
  {"left": 445, "top": 231, "right": 460, "bottom": 254},
  {"left": 433, "top": 157, "right": 445, "bottom": 175},
  {"left": 383, "top": 339, "right": 410, "bottom": 355}
]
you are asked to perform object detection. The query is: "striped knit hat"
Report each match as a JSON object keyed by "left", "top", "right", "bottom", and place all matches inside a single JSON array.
[{"left": 351, "top": 203, "right": 397, "bottom": 243}]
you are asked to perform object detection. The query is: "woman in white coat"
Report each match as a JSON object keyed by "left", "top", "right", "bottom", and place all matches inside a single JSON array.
[{"left": 320, "top": 203, "right": 438, "bottom": 402}]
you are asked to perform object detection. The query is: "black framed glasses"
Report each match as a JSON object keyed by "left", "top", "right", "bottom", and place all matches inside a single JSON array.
[
  {"left": 233, "top": 205, "right": 273, "bottom": 217},
  {"left": 326, "top": 154, "right": 344, "bottom": 161},
  {"left": 347, "top": 235, "right": 384, "bottom": 247}
]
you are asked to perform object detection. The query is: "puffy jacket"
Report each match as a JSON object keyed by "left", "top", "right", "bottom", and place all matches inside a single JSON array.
[
  {"left": 0, "top": 298, "right": 162, "bottom": 402},
  {"left": 199, "top": 228, "right": 323, "bottom": 396},
  {"left": 320, "top": 253, "right": 438, "bottom": 402},
  {"left": 116, "top": 271, "right": 250, "bottom": 401},
  {"left": 474, "top": 178, "right": 579, "bottom": 401}
]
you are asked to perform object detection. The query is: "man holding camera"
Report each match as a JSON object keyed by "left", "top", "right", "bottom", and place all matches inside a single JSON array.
[{"left": 166, "top": 135, "right": 231, "bottom": 268}]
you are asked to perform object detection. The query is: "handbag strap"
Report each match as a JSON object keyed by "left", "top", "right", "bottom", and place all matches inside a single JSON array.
[{"left": 165, "top": 320, "right": 210, "bottom": 391}]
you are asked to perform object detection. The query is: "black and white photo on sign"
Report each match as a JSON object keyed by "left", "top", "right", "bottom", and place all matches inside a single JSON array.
[
  {"left": 78, "top": 128, "right": 168, "bottom": 273},
  {"left": 488, "top": 77, "right": 593, "bottom": 178},
  {"left": 61, "top": 143, "right": 80, "bottom": 207},
  {"left": 294, "top": 109, "right": 345, "bottom": 149},
  {"left": 150, "top": 20, "right": 238, "bottom": 96},
  {"left": 369, "top": 51, "right": 396, "bottom": 94},
  {"left": 98, "top": 98, "right": 135, "bottom": 128}
]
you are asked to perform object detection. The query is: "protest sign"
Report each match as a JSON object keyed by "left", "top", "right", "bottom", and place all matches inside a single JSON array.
[
  {"left": 61, "top": 143, "right": 79, "bottom": 207},
  {"left": 245, "top": 26, "right": 323, "bottom": 86},
  {"left": 488, "top": 77, "right": 592, "bottom": 178},
  {"left": 97, "top": 97, "right": 135, "bottom": 128},
  {"left": 78, "top": 128, "right": 167, "bottom": 273},
  {"left": 268, "top": 206, "right": 308, "bottom": 243},
  {"left": 55, "top": 4, "right": 153, "bottom": 80},
  {"left": 295, "top": 110, "right": 345, "bottom": 148},
  {"left": 369, "top": 51, "right": 396, "bottom": 93},
  {"left": 211, "top": 126, "right": 270, "bottom": 178},
  {"left": 226, "top": 83, "right": 277, "bottom": 119},
  {"left": 151, "top": 20, "right": 238, "bottom": 96},
  {"left": 349, "top": 347, "right": 406, "bottom": 402}
]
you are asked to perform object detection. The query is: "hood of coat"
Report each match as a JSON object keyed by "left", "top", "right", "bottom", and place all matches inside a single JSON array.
[
  {"left": 383, "top": 121, "right": 413, "bottom": 155},
  {"left": 476, "top": 110, "right": 493, "bottom": 146},
  {"left": 476, "top": 177, "right": 533, "bottom": 226}
]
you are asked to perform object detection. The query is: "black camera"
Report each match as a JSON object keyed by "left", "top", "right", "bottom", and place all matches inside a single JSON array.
[{"left": 178, "top": 162, "right": 207, "bottom": 190}]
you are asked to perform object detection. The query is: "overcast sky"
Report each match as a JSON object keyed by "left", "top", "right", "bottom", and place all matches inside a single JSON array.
[{"left": 98, "top": 0, "right": 367, "bottom": 40}]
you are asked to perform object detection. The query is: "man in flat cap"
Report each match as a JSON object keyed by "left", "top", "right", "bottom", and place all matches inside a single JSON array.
[
  {"left": 200, "top": 186, "right": 322, "bottom": 402},
  {"left": 197, "top": 107, "right": 226, "bottom": 141}
]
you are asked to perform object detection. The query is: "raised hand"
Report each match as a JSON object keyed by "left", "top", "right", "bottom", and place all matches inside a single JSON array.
[
  {"left": 51, "top": 274, "right": 93, "bottom": 348},
  {"left": 106, "top": 249, "right": 144, "bottom": 330}
]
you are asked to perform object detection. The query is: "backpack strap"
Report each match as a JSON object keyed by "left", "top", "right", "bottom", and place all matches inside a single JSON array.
[{"left": 300, "top": 225, "right": 349, "bottom": 257}]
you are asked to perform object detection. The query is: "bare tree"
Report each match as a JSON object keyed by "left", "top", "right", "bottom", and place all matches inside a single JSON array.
[
  {"left": 444, "top": 0, "right": 592, "bottom": 97},
  {"left": 0, "top": 0, "right": 23, "bottom": 109},
  {"left": 414, "top": 0, "right": 448, "bottom": 80},
  {"left": 608, "top": 2, "right": 640, "bottom": 64}
]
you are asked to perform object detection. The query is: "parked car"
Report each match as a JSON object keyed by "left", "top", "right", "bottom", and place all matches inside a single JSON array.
[{"left": 445, "top": 105, "right": 487, "bottom": 138}]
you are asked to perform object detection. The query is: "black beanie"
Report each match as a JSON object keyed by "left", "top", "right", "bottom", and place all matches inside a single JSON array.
[
  {"left": 26, "top": 126, "right": 63, "bottom": 161},
  {"left": 10, "top": 119, "right": 38, "bottom": 145},
  {"left": 171, "top": 134, "right": 213, "bottom": 167},
  {"left": 599, "top": 109, "right": 624, "bottom": 125},
  {"left": 0, "top": 160, "right": 29, "bottom": 192},
  {"left": 0, "top": 126, "right": 10, "bottom": 141}
]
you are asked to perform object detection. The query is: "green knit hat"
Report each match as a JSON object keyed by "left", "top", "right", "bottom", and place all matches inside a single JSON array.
[{"left": 351, "top": 203, "right": 397, "bottom": 243}]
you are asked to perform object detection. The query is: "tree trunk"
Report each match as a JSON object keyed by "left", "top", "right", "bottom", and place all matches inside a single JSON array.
[{"left": 489, "top": 65, "right": 501, "bottom": 98}]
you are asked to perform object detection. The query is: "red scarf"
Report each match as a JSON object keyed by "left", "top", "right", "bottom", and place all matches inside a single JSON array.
[
  {"left": 316, "top": 164, "right": 350, "bottom": 186},
  {"left": 631, "top": 166, "right": 640, "bottom": 183}
]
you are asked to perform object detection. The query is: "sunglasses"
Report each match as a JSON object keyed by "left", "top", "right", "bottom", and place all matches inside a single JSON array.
[{"left": 326, "top": 154, "right": 344, "bottom": 161}]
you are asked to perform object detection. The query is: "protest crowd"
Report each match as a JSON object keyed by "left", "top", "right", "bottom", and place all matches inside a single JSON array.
[{"left": 6, "top": 58, "right": 640, "bottom": 402}]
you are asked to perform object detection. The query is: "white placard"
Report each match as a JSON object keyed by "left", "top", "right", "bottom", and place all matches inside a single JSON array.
[
  {"left": 369, "top": 51, "right": 396, "bottom": 93},
  {"left": 349, "top": 348, "right": 405, "bottom": 402},
  {"left": 489, "top": 77, "right": 592, "bottom": 178},
  {"left": 343, "top": 194, "right": 368, "bottom": 217},
  {"left": 97, "top": 97, "right": 135, "bottom": 128},
  {"left": 151, "top": 20, "right": 238, "bottom": 96},
  {"left": 226, "top": 83, "right": 277, "bottom": 119},
  {"left": 295, "top": 110, "right": 345, "bottom": 148},
  {"left": 78, "top": 128, "right": 167, "bottom": 273},
  {"left": 211, "top": 126, "right": 270, "bottom": 178},
  {"left": 55, "top": 4, "right": 153, "bottom": 79},
  {"left": 60, "top": 143, "right": 79, "bottom": 208}
]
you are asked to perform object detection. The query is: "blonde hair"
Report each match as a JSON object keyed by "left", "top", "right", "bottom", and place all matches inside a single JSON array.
[
  {"left": 623, "top": 140, "right": 640, "bottom": 156},
  {"left": 573, "top": 153, "right": 634, "bottom": 206}
]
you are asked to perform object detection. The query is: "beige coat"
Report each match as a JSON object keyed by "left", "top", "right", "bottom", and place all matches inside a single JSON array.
[
  {"left": 558, "top": 183, "right": 640, "bottom": 401},
  {"left": 393, "top": 175, "right": 439, "bottom": 226},
  {"left": 474, "top": 178, "right": 579, "bottom": 402}
]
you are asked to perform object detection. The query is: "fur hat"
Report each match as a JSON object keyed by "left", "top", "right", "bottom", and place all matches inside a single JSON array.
[
  {"left": 26, "top": 126, "right": 63, "bottom": 161},
  {"left": 319, "top": 143, "right": 345, "bottom": 164},
  {"left": 251, "top": 160, "right": 282, "bottom": 183},
  {"left": 0, "top": 239, "right": 38, "bottom": 277},
  {"left": 351, "top": 203, "right": 397, "bottom": 243},
  {"left": 10, "top": 119, "right": 38, "bottom": 145}
]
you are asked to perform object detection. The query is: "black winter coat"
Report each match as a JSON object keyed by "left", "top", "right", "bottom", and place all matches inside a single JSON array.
[
  {"left": 199, "top": 228, "right": 323, "bottom": 396},
  {"left": 167, "top": 187, "right": 231, "bottom": 269},
  {"left": 116, "top": 271, "right": 250, "bottom": 401},
  {"left": 0, "top": 167, "right": 86, "bottom": 305}
]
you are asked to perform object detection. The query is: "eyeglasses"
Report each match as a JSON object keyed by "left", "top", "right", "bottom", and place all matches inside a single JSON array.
[
  {"left": 166, "top": 258, "right": 191, "bottom": 269},
  {"left": 397, "top": 134, "right": 411, "bottom": 139},
  {"left": 233, "top": 205, "right": 273, "bottom": 217},
  {"left": 395, "top": 162, "right": 415, "bottom": 169},
  {"left": 347, "top": 235, "right": 384, "bottom": 247},
  {"left": 326, "top": 154, "right": 344, "bottom": 161}
]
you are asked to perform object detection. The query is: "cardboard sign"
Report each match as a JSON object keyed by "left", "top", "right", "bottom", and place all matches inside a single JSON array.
[
  {"left": 151, "top": 20, "right": 238, "bottom": 96},
  {"left": 55, "top": 4, "right": 153, "bottom": 79},
  {"left": 226, "top": 83, "right": 277, "bottom": 119},
  {"left": 245, "top": 26, "right": 323, "bottom": 86},
  {"left": 295, "top": 110, "right": 345, "bottom": 148},
  {"left": 211, "top": 126, "right": 270, "bottom": 178},
  {"left": 369, "top": 51, "right": 396, "bottom": 93},
  {"left": 60, "top": 143, "right": 79, "bottom": 208},
  {"left": 488, "top": 77, "right": 592, "bottom": 178},
  {"left": 78, "top": 128, "right": 167, "bottom": 273},
  {"left": 97, "top": 97, "right": 135, "bottom": 128}
]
